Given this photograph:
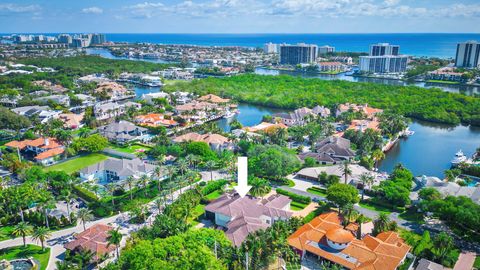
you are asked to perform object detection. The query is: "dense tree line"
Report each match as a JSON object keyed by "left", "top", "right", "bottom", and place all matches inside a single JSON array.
[{"left": 164, "top": 74, "right": 480, "bottom": 126}]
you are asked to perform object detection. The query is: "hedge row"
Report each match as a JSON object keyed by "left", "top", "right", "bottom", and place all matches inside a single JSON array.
[
  {"left": 201, "top": 180, "right": 228, "bottom": 196},
  {"left": 73, "top": 185, "right": 98, "bottom": 203},
  {"left": 276, "top": 188, "right": 311, "bottom": 204}
]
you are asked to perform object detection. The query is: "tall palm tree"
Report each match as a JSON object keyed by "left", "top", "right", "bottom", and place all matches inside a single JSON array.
[
  {"left": 177, "top": 159, "right": 188, "bottom": 176},
  {"left": 107, "top": 228, "right": 123, "bottom": 259},
  {"left": 373, "top": 213, "right": 391, "bottom": 236},
  {"left": 125, "top": 176, "right": 136, "bottom": 201},
  {"left": 204, "top": 160, "right": 217, "bottom": 181},
  {"left": 433, "top": 232, "right": 454, "bottom": 262},
  {"left": 249, "top": 178, "right": 271, "bottom": 197},
  {"left": 153, "top": 166, "right": 163, "bottom": 193},
  {"left": 12, "top": 222, "right": 33, "bottom": 247},
  {"left": 77, "top": 249, "right": 95, "bottom": 269},
  {"left": 31, "top": 226, "right": 51, "bottom": 251},
  {"left": 77, "top": 208, "right": 94, "bottom": 231},
  {"left": 62, "top": 191, "right": 77, "bottom": 223},
  {"left": 38, "top": 196, "right": 55, "bottom": 228},
  {"left": 360, "top": 173, "right": 375, "bottom": 201},
  {"left": 105, "top": 183, "right": 117, "bottom": 207},
  {"left": 138, "top": 174, "right": 150, "bottom": 197},
  {"left": 356, "top": 214, "right": 368, "bottom": 240},
  {"left": 371, "top": 149, "right": 385, "bottom": 170},
  {"left": 341, "top": 160, "right": 353, "bottom": 184}
]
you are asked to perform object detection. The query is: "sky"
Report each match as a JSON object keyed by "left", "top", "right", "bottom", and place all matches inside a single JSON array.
[{"left": 1, "top": 0, "right": 479, "bottom": 33}]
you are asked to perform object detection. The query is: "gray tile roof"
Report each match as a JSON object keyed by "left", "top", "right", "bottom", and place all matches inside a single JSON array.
[
  {"left": 315, "top": 136, "right": 355, "bottom": 158},
  {"left": 80, "top": 158, "right": 155, "bottom": 178}
]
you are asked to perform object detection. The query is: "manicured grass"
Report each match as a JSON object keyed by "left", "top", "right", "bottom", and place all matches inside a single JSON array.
[
  {"left": 0, "top": 226, "right": 15, "bottom": 241},
  {"left": 44, "top": 153, "right": 108, "bottom": 174},
  {"left": 359, "top": 201, "right": 393, "bottom": 215},
  {"left": 188, "top": 204, "right": 206, "bottom": 225},
  {"left": 427, "top": 79, "right": 461, "bottom": 85},
  {"left": 107, "top": 143, "right": 151, "bottom": 154},
  {"left": 0, "top": 244, "right": 50, "bottom": 270},
  {"left": 306, "top": 187, "right": 327, "bottom": 197},
  {"left": 286, "top": 179, "right": 295, "bottom": 187},
  {"left": 290, "top": 201, "right": 308, "bottom": 211},
  {"left": 474, "top": 256, "right": 480, "bottom": 269},
  {"left": 205, "top": 190, "right": 223, "bottom": 201}
]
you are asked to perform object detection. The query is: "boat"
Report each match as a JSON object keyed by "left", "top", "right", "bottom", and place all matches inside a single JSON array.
[
  {"left": 451, "top": 150, "right": 467, "bottom": 166},
  {"left": 223, "top": 109, "right": 236, "bottom": 119}
]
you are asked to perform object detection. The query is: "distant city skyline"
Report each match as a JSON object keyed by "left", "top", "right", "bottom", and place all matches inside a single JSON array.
[{"left": 1, "top": 0, "right": 480, "bottom": 33}]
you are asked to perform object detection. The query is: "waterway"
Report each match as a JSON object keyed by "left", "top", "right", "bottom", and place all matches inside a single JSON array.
[{"left": 87, "top": 48, "right": 480, "bottom": 178}]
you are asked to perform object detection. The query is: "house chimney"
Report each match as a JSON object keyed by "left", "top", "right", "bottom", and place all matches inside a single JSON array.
[{"left": 44, "top": 138, "right": 49, "bottom": 146}]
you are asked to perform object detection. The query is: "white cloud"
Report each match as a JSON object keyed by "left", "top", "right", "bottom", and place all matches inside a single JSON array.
[
  {"left": 119, "top": 0, "right": 480, "bottom": 20},
  {"left": 0, "top": 3, "right": 41, "bottom": 15},
  {"left": 82, "top": 6, "right": 104, "bottom": 14}
]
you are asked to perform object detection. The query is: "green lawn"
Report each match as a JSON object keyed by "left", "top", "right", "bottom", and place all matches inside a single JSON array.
[
  {"left": 426, "top": 80, "right": 461, "bottom": 85},
  {"left": 0, "top": 226, "right": 15, "bottom": 241},
  {"left": 107, "top": 143, "right": 152, "bottom": 154},
  {"left": 205, "top": 190, "right": 223, "bottom": 201},
  {"left": 474, "top": 256, "right": 480, "bottom": 269},
  {"left": 290, "top": 201, "right": 308, "bottom": 211},
  {"left": 188, "top": 204, "right": 206, "bottom": 226},
  {"left": 0, "top": 245, "right": 50, "bottom": 270},
  {"left": 306, "top": 187, "right": 327, "bottom": 197},
  {"left": 359, "top": 201, "right": 394, "bottom": 215},
  {"left": 44, "top": 153, "right": 109, "bottom": 174}
]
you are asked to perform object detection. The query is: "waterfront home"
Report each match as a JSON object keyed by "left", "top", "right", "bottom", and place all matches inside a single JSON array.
[
  {"left": 336, "top": 103, "right": 383, "bottom": 119},
  {"left": 295, "top": 164, "right": 379, "bottom": 187},
  {"left": 171, "top": 91, "right": 193, "bottom": 104},
  {"left": 140, "top": 92, "right": 170, "bottom": 105},
  {"left": 411, "top": 175, "right": 480, "bottom": 205},
  {"left": 35, "top": 94, "right": 70, "bottom": 107},
  {"left": 135, "top": 113, "right": 178, "bottom": 128},
  {"left": 5, "top": 137, "right": 65, "bottom": 166},
  {"left": 77, "top": 73, "right": 110, "bottom": 84},
  {"left": 12, "top": 105, "right": 61, "bottom": 123},
  {"left": 426, "top": 67, "right": 467, "bottom": 83},
  {"left": 74, "top": 94, "right": 96, "bottom": 107},
  {"left": 272, "top": 107, "right": 316, "bottom": 126},
  {"left": 243, "top": 122, "right": 288, "bottom": 134},
  {"left": 347, "top": 119, "right": 381, "bottom": 132},
  {"left": 64, "top": 224, "right": 116, "bottom": 262},
  {"left": 205, "top": 192, "right": 292, "bottom": 246},
  {"left": 312, "top": 105, "right": 331, "bottom": 118},
  {"left": 299, "top": 137, "right": 355, "bottom": 165},
  {"left": 288, "top": 212, "right": 410, "bottom": 270},
  {"left": 32, "top": 80, "right": 68, "bottom": 93},
  {"left": 57, "top": 113, "right": 84, "bottom": 129},
  {"left": 94, "top": 101, "right": 141, "bottom": 121},
  {"left": 173, "top": 132, "right": 233, "bottom": 151},
  {"left": 197, "top": 94, "right": 230, "bottom": 104},
  {"left": 79, "top": 157, "right": 158, "bottom": 184},
  {"left": 94, "top": 82, "right": 131, "bottom": 100},
  {"left": 0, "top": 95, "right": 19, "bottom": 108},
  {"left": 157, "top": 67, "right": 194, "bottom": 80},
  {"left": 97, "top": 121, "right": 150, "bottom": 144},
  {"left": 316, "top": 61, "right": 346, "bottom": 72}
]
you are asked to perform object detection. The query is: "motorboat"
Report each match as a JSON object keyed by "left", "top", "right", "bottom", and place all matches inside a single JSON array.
[{"left": 451, "top": 150, "right": 467, "bottom": 166}]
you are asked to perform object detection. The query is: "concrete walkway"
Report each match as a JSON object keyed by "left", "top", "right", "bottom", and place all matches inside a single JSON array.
[{"left": 453, "top": 251, "right": 476, "bottom": 270}]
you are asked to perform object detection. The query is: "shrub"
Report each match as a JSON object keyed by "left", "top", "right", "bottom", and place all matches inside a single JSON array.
[
  {"left": 276, "top": 188, "right": 311, "bottom": 204},
  {"left": 72, "top": 185, "right": 98, "bottom": 202},
  {"left": 201, "top": 180, "right": 228, "bottom": 195}
]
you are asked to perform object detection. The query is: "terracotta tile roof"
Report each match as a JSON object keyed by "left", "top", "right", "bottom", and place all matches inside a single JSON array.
[
  {"left": 135, "top": 113, "right": 178, "bottom": 127},
  {"left": 5, "top": 137, "right": 63, "bottom": 150},
  {"left": 173, "top": 132, "right": 230, "bottom": 145},
  {"left": 287, "top": 212, "right": 410, "bottom": 270},
  {"left": 64, "top": 224, "right": 116, "bottom": 261},
  {"left": 58, "top": 113, "right": 84, "bottom": 129},
  {"left": 35, "top": 147, "right": 64, "bottom": 160},
  {"left": 243, "top": 122, "right": 288, "bottom": 133}
]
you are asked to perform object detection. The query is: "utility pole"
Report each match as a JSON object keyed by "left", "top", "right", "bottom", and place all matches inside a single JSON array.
[{"left": 214, "top": 240, "right": 217, "bottom": 259}]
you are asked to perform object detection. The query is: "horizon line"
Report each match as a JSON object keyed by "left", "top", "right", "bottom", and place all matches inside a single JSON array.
[{"left": 2, "top": 32, "right": 480, "bottom": 35}]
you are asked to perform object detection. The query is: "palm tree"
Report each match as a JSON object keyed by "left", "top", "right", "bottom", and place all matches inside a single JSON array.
[
  {"left": 153, "top": 166, "right": 163, "bottom": 193},
  {"left": 341, "top": 160, "right": 352, "bottom": 184},
  {"left": 77, "top": 127, "right": 91, "bottom": 138},
  {"left": 204, "top": 160, "right": 217, "bottom": 181},
  {"left": 125, "top": 176, "right": 136, "bottom": 201},
  {"left": 371, "top": 149, "right": 385, "bottom": 169},
  {"left": 177, "top": 158, "right": 188, "bottom": 176},
  {"left": 373, "top": 213, "right": 391, "bottom": 236},
  {"left": 138, "top": 174, "right": 150, "bottom": 197},
  {"left": 105, "top": 183, "right": 117, "bottom": 207},
  {"left": 77, "top": 208, "right": 94, "bottom": 231},
  {"left": 31, "top": 226, "right": 51, "bottom": 251},
  {"left": 433, "top": 232, "right": 454, "bottom": 262},
  {"left": 360, "top": 173, "right": 375, "bottom": 201},
  {"left": 342, "top": 203, "right": 355, "bottom": 228},
  {"left": 249, "top": 178, "right": 271, "bottom": 197},
  {"left": 62, "top": 191, "right": 77, "bottom": 223},
  {"left": 76, "top": 249, "right": 95, "bottom": 269},
  {"left": 356, "top": 214, "right": 368, "bottom": 240},
  {"left": 90, "top": 184, "right": 101, "bottom": 199},
  {"left": 107, "top": 228, "right": 123, "bottom": 259},
  {"left": 12, "top": 222, "right": 33, "bottom": 247},
  {"left": 38, "top": 196, "right": 55, "bottom": 228}
]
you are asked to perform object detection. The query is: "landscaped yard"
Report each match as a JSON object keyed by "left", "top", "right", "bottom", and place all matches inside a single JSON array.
[
  {"left": 205, "top": 190, "right": 223, "bottom": 201},
  {"left": 0, "top": 245, "right": 50, "bottom": 270},
  {"left": 107, "top": 143, "right": 152, "bottom": 154},
  {"left": 358, "top": 201, "right": 394, "bottom": 215},
  {"left": 290, "top": 201, "right": 308, "bottom": 211},
  {"left": 188, "top": 204, "right": 206, "bottom": 226},
  {"left": 306, "top": 187, "right": 327, "bottom": 197},
  {"left": 44, "top": 153, "right": 108, "bottom": 174}
]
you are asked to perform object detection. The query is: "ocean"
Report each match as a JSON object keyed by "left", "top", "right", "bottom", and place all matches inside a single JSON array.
[{"left": 103, "top": 33, "right": 480, "bottom": 58}]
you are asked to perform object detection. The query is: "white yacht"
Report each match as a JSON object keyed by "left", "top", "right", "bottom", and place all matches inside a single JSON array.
[
  {"left": 223, "top": 109, "right": 236, "bottom": 119},
  {"left": 451, "top": 150, "right": 467, "bottom": 166}
]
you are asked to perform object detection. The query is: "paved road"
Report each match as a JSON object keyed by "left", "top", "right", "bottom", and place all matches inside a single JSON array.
[{"left": 0, "top": 179, "right": 206, "bottom": 270}]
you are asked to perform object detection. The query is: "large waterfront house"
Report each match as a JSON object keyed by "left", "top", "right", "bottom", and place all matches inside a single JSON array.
[
  {"left": 173, "top": 132, "right": 233, "bottom": 151},
  {"left": 411, "top": 175, "right": 480, "bottom": 205},
  {"left": 298, "top": 136, "right": 355, "bottom": 165},
  {"left": 64, "top": 224, "right": 116, "bottom": 262},
  {"left": 135, "top": 113, "right": 178, "bottom": 128},
  {"left": 57, "top": 113, "right": 84, "bottom": 129},
  {"left": 197, "top": 94, "right": 230, "bottom": 104},
  {"left": 80, "top": 157, "right": 158, "bottom": 184},
  {"left": 97, "top": 121, "right": 150, "bottom": 144},
  {"left": 205, "top": 193, "right": 292, "bottom": 246},
  {"left": 288, "top": 212, "right": 410, "bottom": 270},
  {"left": 336, "top": 103, "right": 383, "bottom": 119},
  {"left": 243, "top": 122, "right": 288, "bottom": 134},
  {"left": 5, "top": 137, "right": 65, "bottom": 166},
  {"left": 295, "top": 164, "right": 379, "bottom": 187},
  {"left": 11, "top": 105, "right": 61, "bottom": 123},
  {"left": 94, "top": 101, "right": 141, "bottom": 121},
  {"left": 140, "top": 92, "right": 170, "bottom": 105},
  {"left": 273, "top": 107, "right": 315, "bottom": 127}
]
